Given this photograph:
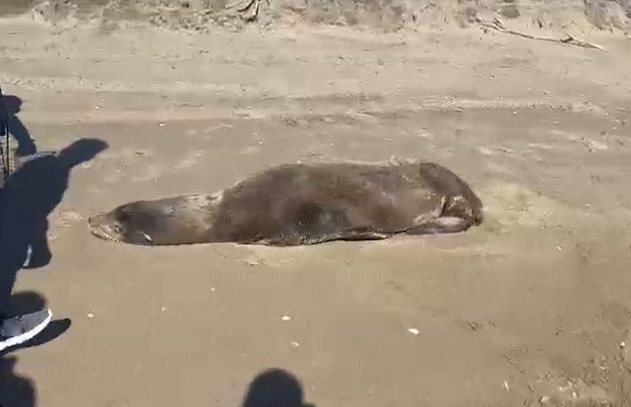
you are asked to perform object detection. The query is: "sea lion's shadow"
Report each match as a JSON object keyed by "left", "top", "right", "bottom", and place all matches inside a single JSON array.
[
  {"left": 0, "top": 138, "right": 108, "bottom": 315},
  {"left": 242, "top": 368, "right": 316, "bottom": 407}
]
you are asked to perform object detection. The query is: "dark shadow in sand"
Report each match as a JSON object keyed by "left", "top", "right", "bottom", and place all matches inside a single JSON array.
[
  {"left": 242, "top": 368, "right": 316, "bottom": 407},
  {"left": 0, "top": 94, "right": 99, "bottom": 407},
  {"left": 1, "top": 94, "right": 37, "bottom": 157},
  {"left": 0, "top": 138, "right": 108, "bottom": 316},
  {"left": 0, "top": 354, "right": 35, "bottom": 407}
]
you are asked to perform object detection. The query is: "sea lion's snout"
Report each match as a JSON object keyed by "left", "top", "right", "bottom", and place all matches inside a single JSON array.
[
  {"left": 87, "top": 213, "right": 123, "bottom": 243},
  {"left": 87, "top": 213, "right": 106, "bottom": 229}
]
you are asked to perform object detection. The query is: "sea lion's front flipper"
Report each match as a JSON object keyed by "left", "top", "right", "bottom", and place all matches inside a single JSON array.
[
  {"left": 337, "top": 228, "right": 390, "bottom": 241},
  {"left": 405, "top": 216, "right": 471, "bottom": 235},
  {"left": 301, "top": 227, "right": 390, "bottom": 245},
  {"left": 266, "top": 226, "right": 390, "bottom": 246}
]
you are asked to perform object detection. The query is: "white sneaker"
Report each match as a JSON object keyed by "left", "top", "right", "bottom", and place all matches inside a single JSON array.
[{"left": 0, "top": 308, "right": 53, "bottom": 352}]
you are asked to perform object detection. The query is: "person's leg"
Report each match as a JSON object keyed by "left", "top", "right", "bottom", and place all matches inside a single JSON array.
[
  {"left": 22, "top": 219, "right": 52, "bottom": 269},
  {"left": 0, "top": 84, "right": 7, "bottom": 137},
  {"left": 0, "top": 85, "right": 10, "bottom": 182},
  {"left": 0, "top": 253, "right": 51, "bottom": 352},
  {"left": 0, "top": 85, "right": 54, "bottom": 352}
]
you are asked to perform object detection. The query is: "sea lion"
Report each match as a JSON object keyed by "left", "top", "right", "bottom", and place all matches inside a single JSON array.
[{"left": 87, "top": 161, "right": 483, "bottom": 247}]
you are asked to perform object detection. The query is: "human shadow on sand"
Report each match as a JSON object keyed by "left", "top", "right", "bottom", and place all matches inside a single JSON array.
[
  {"left": 0, "top": 354, "right": 35, "bottom": 407},
  {"left": 242, "top": 368, "right": 316, "bottom": 407},
  {"left": 0, "top": 138, "right": 108, "bottom": 316}
]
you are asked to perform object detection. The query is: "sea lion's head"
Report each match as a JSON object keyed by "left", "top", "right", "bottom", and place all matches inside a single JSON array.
[
  {"left": 88, "top": 194, "right": 219, "bottom": 246},
  {"left": 88, "top": 202, "right": 158, "bottom": 245}
]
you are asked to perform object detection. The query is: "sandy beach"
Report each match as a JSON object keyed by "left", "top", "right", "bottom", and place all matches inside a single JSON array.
[{"left": 1, "top": 1, "right": 631, "bottom": 406}]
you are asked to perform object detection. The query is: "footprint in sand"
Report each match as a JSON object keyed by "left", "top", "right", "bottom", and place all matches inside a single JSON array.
[
  {"left": 54, "top": 209, "right": 83, "bottom": 228},
  {"left": 173, "top": 150, "right": 205, "bottom": 170},
  {"left": 477, "top": 145, "right": 516, "bottom": 156},
  {"left": 131, "top": 164, "right": 164, "bottom": 182},
  {"left": 100, "top": 149, "right": 155, "bottom": 183},
  {"left": 477, "top": 182, "right": 590, "bottom": 233},
  {"left": 240, "top": 145, "right": 261, "bottom": 155},
  {"left": 477, "top": 146, "right": 494, "bottom": 156},
  {"left": 526, "top": 142, "right": 555, "bottom": 151},
  {"left": 552, "top": 130, "right": 609, "bottom": 152},
  {"left": 484, "top": 162, "right": 514, "bottom": 176}
]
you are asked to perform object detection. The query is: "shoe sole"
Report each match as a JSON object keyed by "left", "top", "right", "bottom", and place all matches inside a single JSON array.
[{"left": 0, "top": 309, "right": 53, "bottom": 352}]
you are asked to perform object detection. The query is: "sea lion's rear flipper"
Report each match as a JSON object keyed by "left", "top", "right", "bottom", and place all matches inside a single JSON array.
[
  {"left": 418, "top": 163, "right": 484, "bottom": 225},
  {"left": 405, "top": 216, "right": 471, "bottom": 235}
]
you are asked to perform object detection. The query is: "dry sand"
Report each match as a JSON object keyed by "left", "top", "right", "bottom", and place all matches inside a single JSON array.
[{"left": 1, "top": 1, "right": 631, "bottom": 406}]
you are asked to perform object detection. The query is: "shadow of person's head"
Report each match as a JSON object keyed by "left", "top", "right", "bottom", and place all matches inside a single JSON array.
[
  {"left": 242, "top": 368, "right": 315, "bottom": 407},
  {"left": 2, "top": 138, "right": 108, "bottom": 217},
  {"left": 56, "top": 137, "right": 109, "bottom": 168},
  {"left": 1, "top": 95, "right": 23, "bottom": 115}
]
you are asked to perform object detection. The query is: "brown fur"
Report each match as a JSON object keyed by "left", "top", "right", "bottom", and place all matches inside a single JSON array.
[{"left": 87, "top": 161, "right": 483, "bottom": 246}]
